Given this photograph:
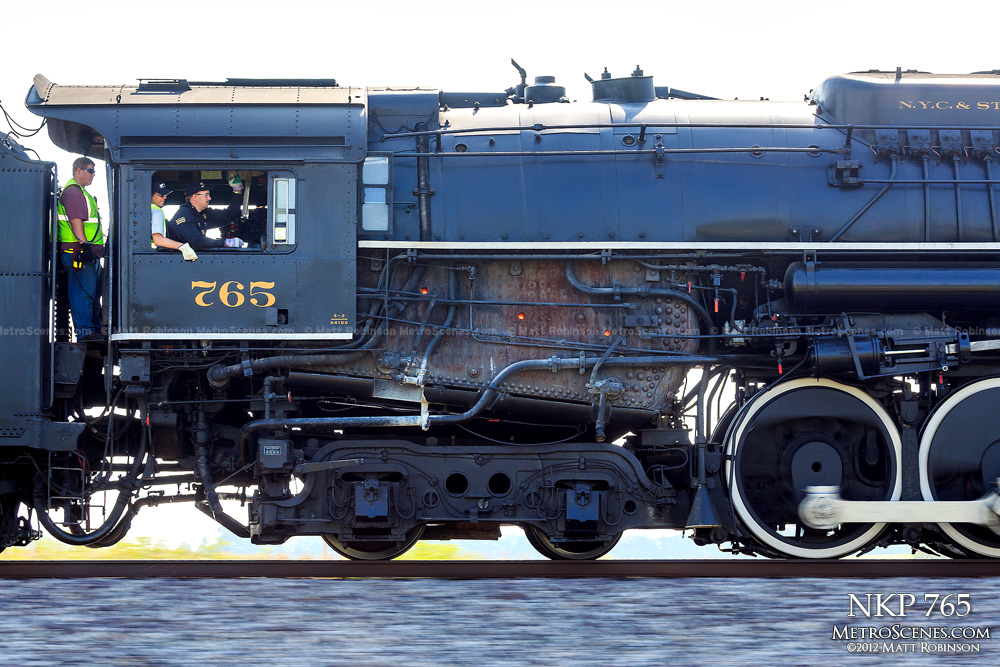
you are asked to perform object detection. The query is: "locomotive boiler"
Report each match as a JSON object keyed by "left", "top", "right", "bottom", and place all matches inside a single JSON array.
[{"left": 3, "top": 63, "right": 1000, "bottom": 559}]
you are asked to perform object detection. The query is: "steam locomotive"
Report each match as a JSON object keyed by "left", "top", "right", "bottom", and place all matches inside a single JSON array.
[{"left": 3, "top": 63, "right": 1000, "bottom": 560}]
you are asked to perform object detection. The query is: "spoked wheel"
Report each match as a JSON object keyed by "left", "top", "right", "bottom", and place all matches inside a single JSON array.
[
  {"left": 523, "top": 525, "right": 621, "bottom": 560},
  {"left": 322, "top": 526, "right": 425, "bottom": 560},
  {"left": 726, "top": 378, "right": 901, "bottom": 559},
  {"left": 921, "top": 378, "right": 1000, "bottom": 558}
]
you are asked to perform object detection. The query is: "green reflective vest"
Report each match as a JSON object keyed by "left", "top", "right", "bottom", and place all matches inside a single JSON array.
[{"left": 57, "top": 178, "right": 103, "bottom": 244}]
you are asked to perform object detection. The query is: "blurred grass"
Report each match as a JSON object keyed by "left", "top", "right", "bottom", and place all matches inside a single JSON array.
[{"left": 4, "top": 534, "right": 479, "bottom": 560}]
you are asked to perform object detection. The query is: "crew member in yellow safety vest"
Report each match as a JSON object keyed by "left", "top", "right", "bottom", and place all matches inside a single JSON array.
[
  {"left": 57, "top": 157, "right": 104, "bottom": 340},
  {"left": 150, "top": 180, "right": 197, "bottom": 260}
]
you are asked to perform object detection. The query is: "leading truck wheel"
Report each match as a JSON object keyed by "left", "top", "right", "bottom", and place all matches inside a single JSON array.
[
  {"left": 920, "top": 378, "right": 1000, "bottom": 558},
  {"left": 321, "top": 526, "right": 425, "bottom": 561},
  {"left": 725, "top": 378, "right": 901, "bottom": 559},
  {"left": 523, "top": 525, "right": 621, "bottom": 560}
]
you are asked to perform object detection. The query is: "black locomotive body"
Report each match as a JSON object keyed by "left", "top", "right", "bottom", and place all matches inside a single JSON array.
[{"left": 3, "top": 66, "right": 1000, "bottom": 559}]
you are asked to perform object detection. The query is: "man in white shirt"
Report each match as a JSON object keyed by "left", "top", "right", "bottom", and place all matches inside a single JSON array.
[{"left": 150, "top": 180, "right": 197, "bottom": 261}]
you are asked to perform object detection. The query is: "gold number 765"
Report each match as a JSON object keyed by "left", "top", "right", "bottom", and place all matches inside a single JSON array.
[{"left": 191, "top": 281, "right": 276, "bottom": 308}]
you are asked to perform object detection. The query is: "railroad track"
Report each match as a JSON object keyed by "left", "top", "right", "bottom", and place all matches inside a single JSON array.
[{"left": 2, "top": 559, "right": 1000, "bottom": 579}]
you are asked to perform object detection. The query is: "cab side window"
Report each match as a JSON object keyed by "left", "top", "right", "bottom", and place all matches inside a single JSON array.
[
  {"left": 138, "top": 169, "right": 298, "bottom": 252},
  {"left": 270, "top": 174, "right": 296, "bottom": 246}
]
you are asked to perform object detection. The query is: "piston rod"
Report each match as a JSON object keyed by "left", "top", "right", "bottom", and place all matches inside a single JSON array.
[{"left": 799, "top": 485, "right": 1000, "bottom": 533}]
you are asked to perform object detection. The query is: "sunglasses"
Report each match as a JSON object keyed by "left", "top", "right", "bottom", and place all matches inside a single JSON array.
[{"left": 82, "top": 168, "right": 96, "bottom": 174}]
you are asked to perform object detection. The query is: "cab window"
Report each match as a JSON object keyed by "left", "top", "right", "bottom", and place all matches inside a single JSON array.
[{"left": 140, "top": 169, "right": 297, "bottom": 251}]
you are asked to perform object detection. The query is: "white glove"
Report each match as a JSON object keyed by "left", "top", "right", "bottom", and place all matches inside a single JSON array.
[
  {"left": 227, "top": 171, "right": 244, "bottom": 193},
  {"left": 224, "top": 237, "right": 248, "bottom": 248},
  {"left": 178, "top": 243, "right": 198, "bottom": 261}
]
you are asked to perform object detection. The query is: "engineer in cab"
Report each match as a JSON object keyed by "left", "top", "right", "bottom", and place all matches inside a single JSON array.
[{"left": 167, "top": 173, "right": 248, "bottom": 250}]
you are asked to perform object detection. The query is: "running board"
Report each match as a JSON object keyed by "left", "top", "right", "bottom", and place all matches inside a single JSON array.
[{"left": 798, "top": 485, "right": 1000, "bottom": 533}]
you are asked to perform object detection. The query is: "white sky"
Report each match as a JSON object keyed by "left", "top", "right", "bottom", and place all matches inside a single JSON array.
[
  {"left": 4, "top": 0, "right": 994, "bottom": 168},
  {"left": 4, "top": 0, "right": 995, "bottom": 552},
  {"left": 4, "top": 0, "right": 993, "bottom": 215}
]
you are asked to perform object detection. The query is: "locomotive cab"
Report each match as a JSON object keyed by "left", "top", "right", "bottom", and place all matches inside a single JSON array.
[
  {"left": 117, "top": 164, "right": 356, "bottom": 340},
  {"left": 27, "top": 75, "right": 368, "bottom": 342}
]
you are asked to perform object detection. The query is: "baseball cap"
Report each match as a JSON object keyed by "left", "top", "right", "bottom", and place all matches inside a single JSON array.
[{"left": 185, "top": 181, "right": 211, "bottom": 197}]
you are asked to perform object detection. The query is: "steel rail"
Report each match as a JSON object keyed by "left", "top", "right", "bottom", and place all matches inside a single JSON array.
[{"left": 1, "top": 559, "right": 999, "bottom": 579}]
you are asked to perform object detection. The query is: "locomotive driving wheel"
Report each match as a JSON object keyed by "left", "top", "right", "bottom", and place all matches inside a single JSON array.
[
  {"left": 523, "top": 525, "right": 622, "bottom": 560},
  {"left": 321, "top": 525, "right": 425, "bottom": 561},
  {"left": 725, "top": 378, "right": 901, "bottom": 559},
  {"left": 920, "top": 378, "right": 1000, "bottom": 558}
]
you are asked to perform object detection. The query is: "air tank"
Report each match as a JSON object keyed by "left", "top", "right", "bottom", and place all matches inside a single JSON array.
[{"left": 784, "top": 261, "right": 1000, "bottom": 311}]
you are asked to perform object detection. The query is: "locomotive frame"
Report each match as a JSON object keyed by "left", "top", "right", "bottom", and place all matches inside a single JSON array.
[{"left": 3, "top": 65, "right": 1000, "bottom": 559}]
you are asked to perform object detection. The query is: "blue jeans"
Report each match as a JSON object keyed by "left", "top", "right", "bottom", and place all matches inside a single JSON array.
[{"left": 61, "top": 251, "right": 102, "bottom": 338}]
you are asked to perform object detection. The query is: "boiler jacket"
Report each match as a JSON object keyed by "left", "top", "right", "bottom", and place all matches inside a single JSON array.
[{"left": 166, "top": 193, "right": 243, "bottom": 249}]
